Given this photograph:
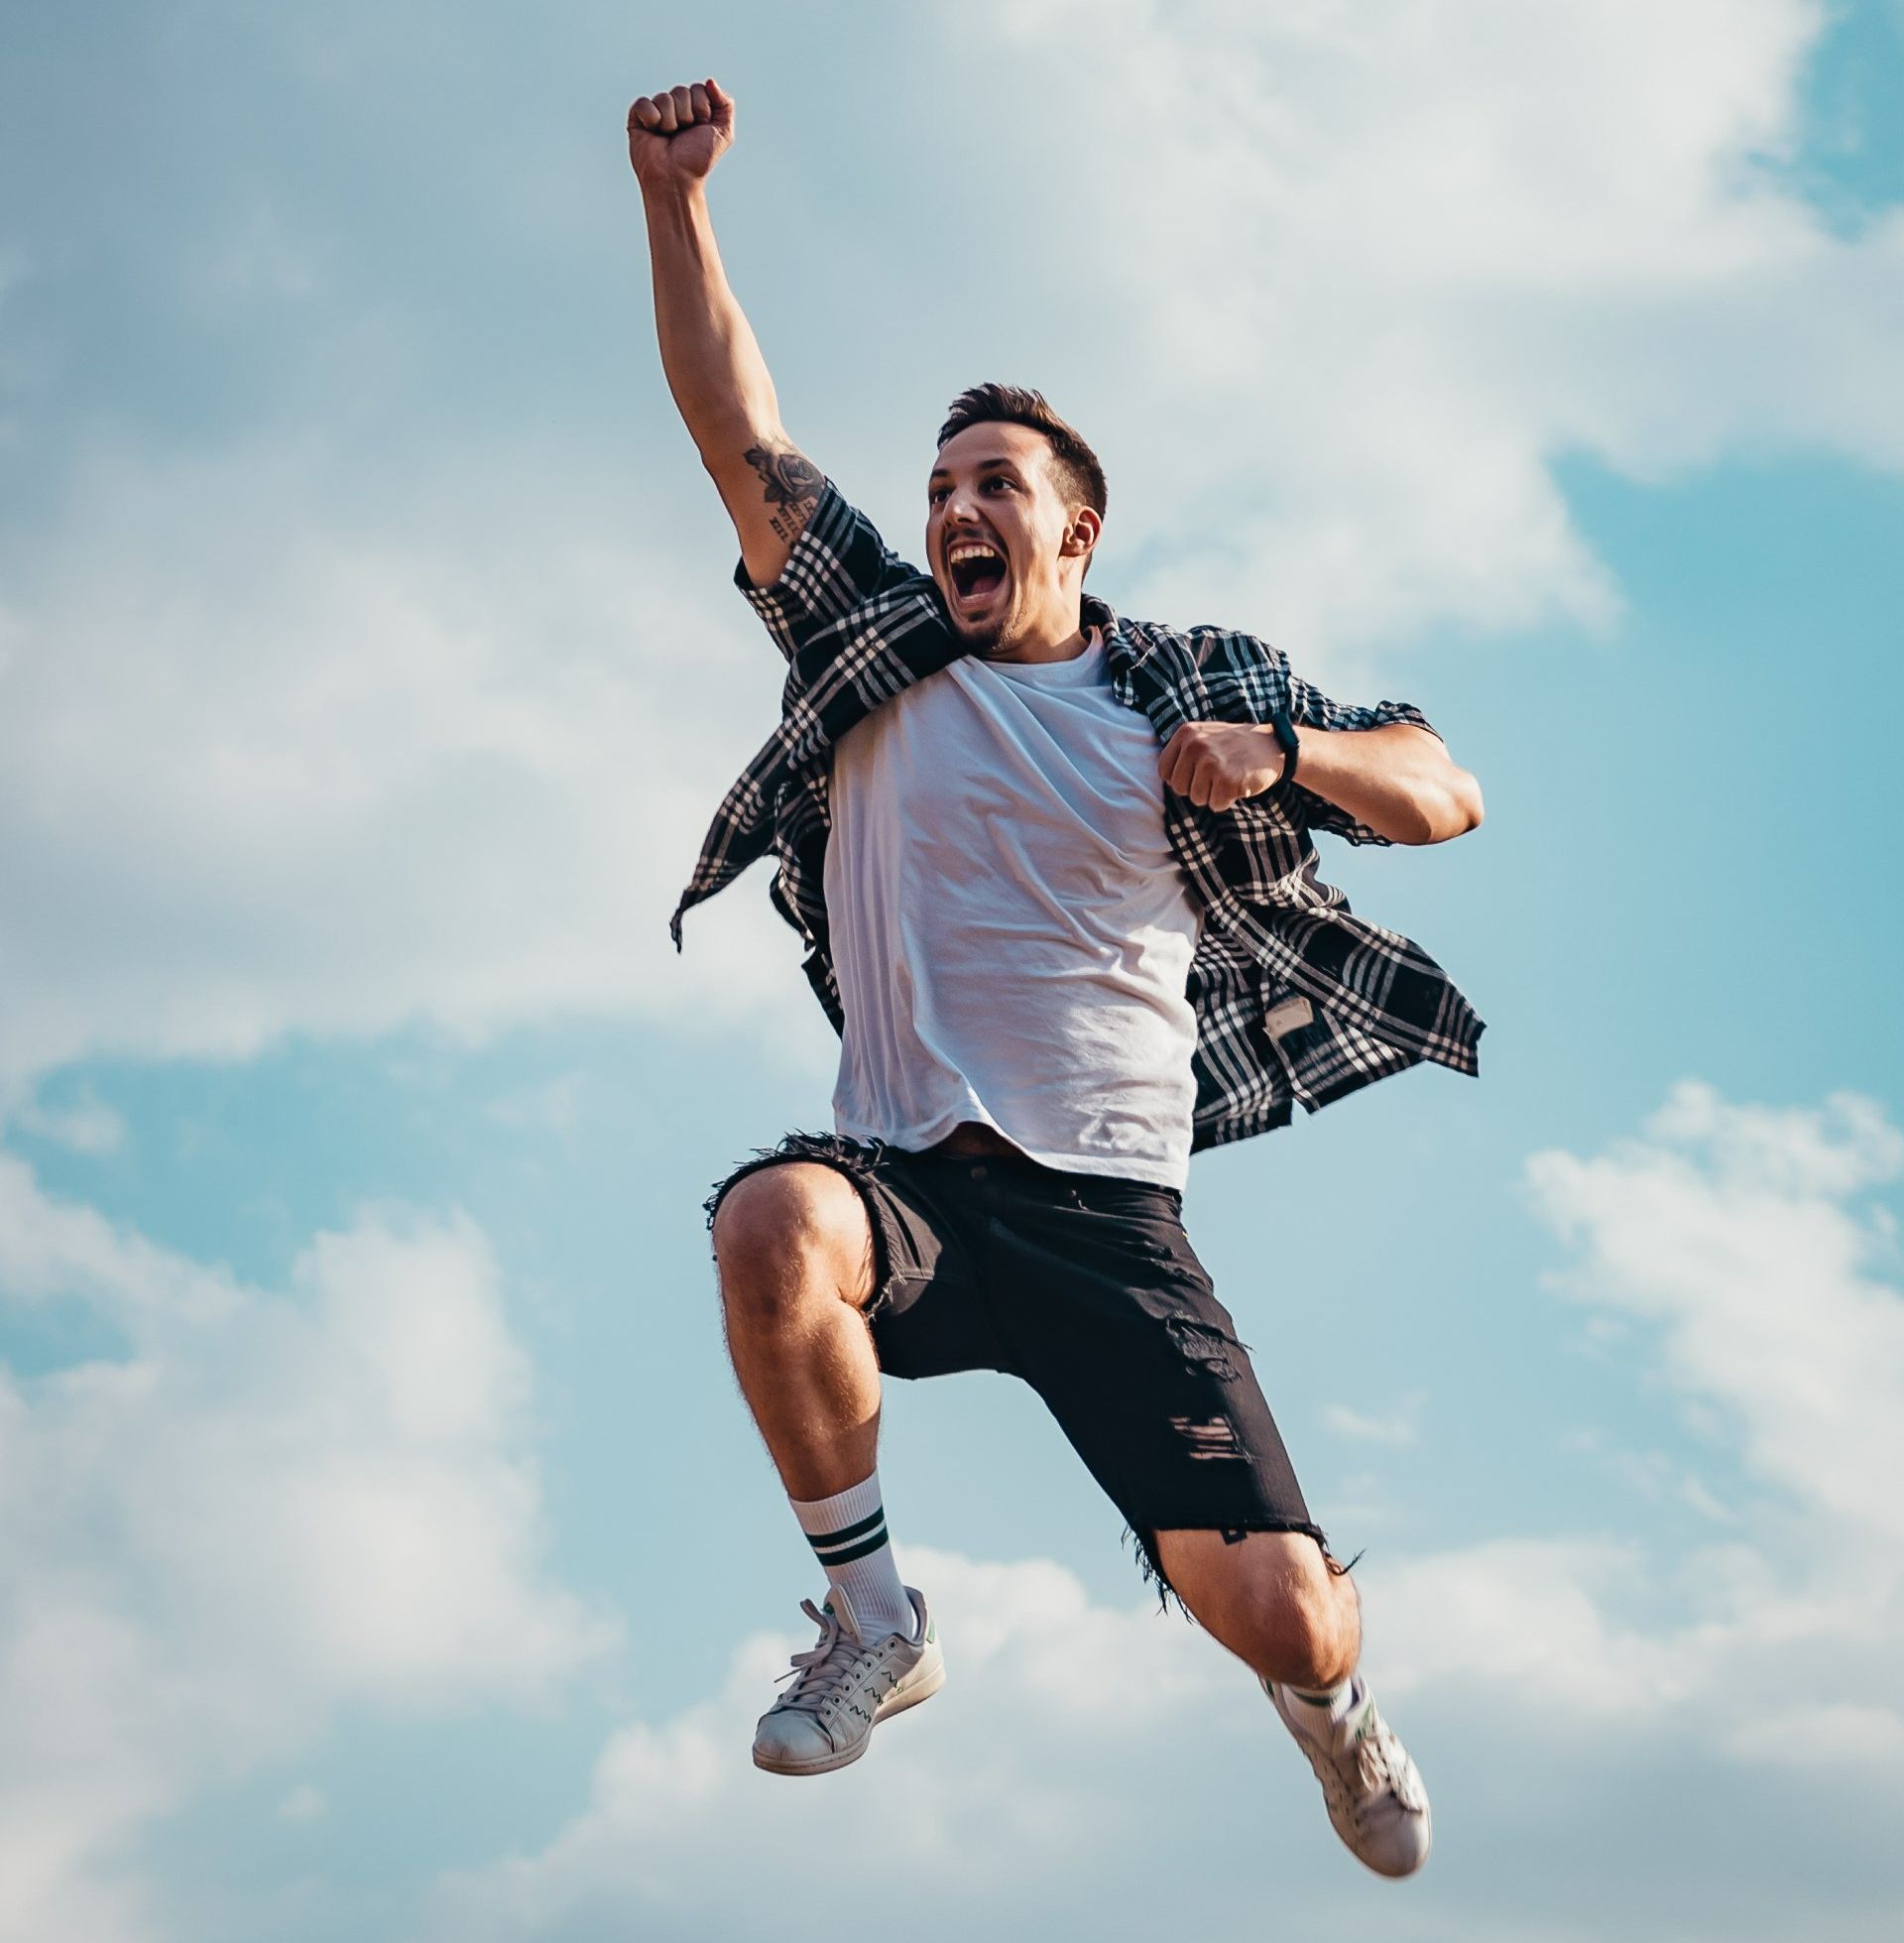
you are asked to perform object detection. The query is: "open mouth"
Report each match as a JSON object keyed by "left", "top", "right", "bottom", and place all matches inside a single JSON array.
[{"left": 946, "top": 541, "right": 1008, "bottom": 612}]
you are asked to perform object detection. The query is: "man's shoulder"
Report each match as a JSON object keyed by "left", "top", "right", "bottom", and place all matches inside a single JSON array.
[
  {"left": 736, "top": 477, "right": 935, "bottom": 668},
  {"left": 809, "top": 480, "right": 929, "bottom": 585},
  {"left": 1109, "top": 610, "right": 1292, "bottom": 688}
]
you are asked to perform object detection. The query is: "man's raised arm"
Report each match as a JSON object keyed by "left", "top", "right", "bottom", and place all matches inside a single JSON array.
[{"left": 628, "top": 78, "right": 820, "bottom": 588}]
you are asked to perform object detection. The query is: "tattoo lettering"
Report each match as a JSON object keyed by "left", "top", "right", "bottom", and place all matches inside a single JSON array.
[{"left": 745, "top": 444, "right": 823, "bottom": 541}]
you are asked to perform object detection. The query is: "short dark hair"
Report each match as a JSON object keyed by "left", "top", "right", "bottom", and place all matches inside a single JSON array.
[{"left": 936, "top": 384, "right": 1108, "bottom": 526}]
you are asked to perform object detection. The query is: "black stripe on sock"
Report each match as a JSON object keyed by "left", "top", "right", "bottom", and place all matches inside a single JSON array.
[
  {"left": 819, "top": 1526, "right": 892, "bottom": 1566},
  {"left": 810, "top": 1519, "right": 887, "bottom": 1563},
  {"left": 804, "top": 1507, "right": 886, "bottom": 1556}
]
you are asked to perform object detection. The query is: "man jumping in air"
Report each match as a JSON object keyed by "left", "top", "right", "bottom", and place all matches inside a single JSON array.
[{"left": 631, "top": 77, "right": 1485, "bottom": 1878}]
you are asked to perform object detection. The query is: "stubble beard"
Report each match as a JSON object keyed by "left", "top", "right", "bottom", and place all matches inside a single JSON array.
[
  {"left": 955, "top": 601, "right": 1018, "bottom": 660},
  {"left": 939, "top": 567, "right": 1027, "bottom": 659}
]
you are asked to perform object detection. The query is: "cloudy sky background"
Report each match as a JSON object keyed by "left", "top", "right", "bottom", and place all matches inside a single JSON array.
[{"left": 4, "top": 1, "right": 1903, "bottom": 1936}]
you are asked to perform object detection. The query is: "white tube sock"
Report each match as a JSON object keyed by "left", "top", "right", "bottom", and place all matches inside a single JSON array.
[
  {"left": 1281, "top": 1674, "right": 1363, "bottom": 1742},
  {"left": 789, "top": 1471, "right": 918, "bottom": 1643}
]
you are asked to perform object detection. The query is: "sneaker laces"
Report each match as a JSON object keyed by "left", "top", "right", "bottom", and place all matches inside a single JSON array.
[
  {"left": 1292, "top": 1692, "right": 1422, "bottom": 1823},
  {"left": 1356, "top": 1713, "right": 1427, "bottom": 1810},
  {"left": 1295, "top": 1730, "right": 1360, "bottom": 1822},
  {"left": 770, "top": 1598, "right": 877, "bottom": 1719}
]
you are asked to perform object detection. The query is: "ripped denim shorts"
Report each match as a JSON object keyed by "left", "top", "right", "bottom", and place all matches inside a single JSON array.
[{"left": 705, "top": 1130, "right": 1330, "bottom": 1598}]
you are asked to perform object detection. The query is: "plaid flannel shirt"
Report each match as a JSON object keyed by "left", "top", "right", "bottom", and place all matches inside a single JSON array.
[{"left": 671, "top": 481, "right": 1484, "bottom": 1153}]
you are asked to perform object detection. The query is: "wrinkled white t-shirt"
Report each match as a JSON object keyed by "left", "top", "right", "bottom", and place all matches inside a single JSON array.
[{"left": 824, "top": 633, "right": 1203, "bottom": 1188}]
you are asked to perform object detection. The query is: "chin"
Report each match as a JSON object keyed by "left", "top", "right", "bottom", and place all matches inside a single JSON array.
[
  {"left": 935, "top": 576, "right": 1012, "bottom": 655},
  {"left": 947, "top": 609, "right": 1008, "bottom": 655}
]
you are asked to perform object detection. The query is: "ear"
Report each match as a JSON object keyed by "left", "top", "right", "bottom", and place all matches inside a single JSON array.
[{"left": 1061, "top": 505, "right": 1103, "bottom": 561}]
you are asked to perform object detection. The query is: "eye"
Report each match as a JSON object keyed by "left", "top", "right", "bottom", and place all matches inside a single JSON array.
[{"left": 986, "top": 477, "right": 1013, "bottom": 492}]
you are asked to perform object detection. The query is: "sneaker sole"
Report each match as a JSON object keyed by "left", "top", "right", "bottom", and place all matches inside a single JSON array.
[{"left": 752, "top": 1657, "right": 947, "bottom": 1777}]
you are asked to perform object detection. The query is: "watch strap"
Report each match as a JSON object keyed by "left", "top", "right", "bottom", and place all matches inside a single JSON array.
[{"left": 1269, "top": 707, "right": 1300, "bottom": 787}]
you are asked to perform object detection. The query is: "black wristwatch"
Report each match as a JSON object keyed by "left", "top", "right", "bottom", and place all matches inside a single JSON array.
[{"left": 1268, "top": 707, "right": 1300, "bottom": 788}]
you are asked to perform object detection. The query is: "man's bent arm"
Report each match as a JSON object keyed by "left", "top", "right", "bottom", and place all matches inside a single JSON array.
[
  {"left": 630, "top": 80, "right": 821, "bottom": 587},
  {"left": 1287, "top": 723, "right": 1484, "bottom": 845},
  {"left": 1158, "top": 718, "right": 1484, "bottom": 842}
]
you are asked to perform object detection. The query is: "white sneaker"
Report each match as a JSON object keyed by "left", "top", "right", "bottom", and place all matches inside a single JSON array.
[
  {"left": 1266, "top": 1675, "right": 1432, "bottom": 1878},
  {"left": 752, "top": 1584, "right": 945, "bottom": 1776}
]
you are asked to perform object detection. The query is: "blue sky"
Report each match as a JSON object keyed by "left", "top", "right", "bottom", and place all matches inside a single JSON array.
[{"left": 4, "top": 3, "right": 1903, "bottom": 1937}]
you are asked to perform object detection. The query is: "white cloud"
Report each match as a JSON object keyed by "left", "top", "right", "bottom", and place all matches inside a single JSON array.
[
  {"left": 1724, "top": 1702, "right": 1904, "bottom": 1768},
  {"left": 1367, "top": 1537, "right": 1697, "bottom": 1717},
  {"left": 1528, "top": 1080, "right": 1904, "bottom": 1545},
  {"left": 1372, "top": 1083, "right": 1904, "bottom": 1748},
  {"left": 6, "top": 3, "right": 1900, "bottom": 1082},
  {"left": 0, "top": 440, "right": 825, "bottom": 1089},
  {"left": 188, "top": 197, "right": 323, "bottom": 307},
  {"left": 1323, "top": 1392, "right": 1423, "bottom": 1446},
  {"left": 0, "top": 1079, "right": 125, "bottom": 1154},
  {"left": 913, "top": 0, "right": 1904, "bottom": 670},
  {"left": 275, "top": 1784, "right": 327, "bottom": 1825},
  {"left": 423, "top": 1546, "right": 1252, "bottom": 1943},
  {"left": 422, "top": 1082, "right": 1904, "bottom": 1940},
  {"left": 484, "top": 1072, "right": 593, "bottom": 1140},
  {"left": 0, "top": 1154, "right": 615, "bottom": 1943}
]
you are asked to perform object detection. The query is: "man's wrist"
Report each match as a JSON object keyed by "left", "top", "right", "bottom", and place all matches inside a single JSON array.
[
  {"left": 639, "top": 174, "right": 710, "bottom": 216},
  {"left": 1266, "top": 709, "right": 1300, "bottom": 787}
]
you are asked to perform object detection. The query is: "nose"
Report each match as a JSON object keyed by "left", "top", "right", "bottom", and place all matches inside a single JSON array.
[{"left": 942, "top": 491, "right": 988, "bottom": 537}]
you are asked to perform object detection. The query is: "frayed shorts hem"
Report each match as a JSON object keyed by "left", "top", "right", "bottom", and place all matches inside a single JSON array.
[
  {"left": 703, "top": 1130, "right": 911, "bottom": 1316},
  {"left": 1124, "top": 1518, "right": 1351, "bottom": 1615}
]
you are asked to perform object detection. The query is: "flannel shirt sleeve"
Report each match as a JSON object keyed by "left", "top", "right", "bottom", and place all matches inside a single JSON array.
[
  {"left": 1284, "top": 668, "right": 1441, "bottom": 847},
  {"left": 732, "top": 478, "right": 923, "bottom": 665}
]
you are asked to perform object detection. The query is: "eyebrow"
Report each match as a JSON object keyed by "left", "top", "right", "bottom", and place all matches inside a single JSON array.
[{"left": 927, "top": 456, "right": 1024, "bottom": 485}]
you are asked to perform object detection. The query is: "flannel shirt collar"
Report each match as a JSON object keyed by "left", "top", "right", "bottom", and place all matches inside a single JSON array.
[
  {"left": 931, "top": 587, "right": 1154, "bottom": 685},
  {"left": 1082, "top": 591, "right": 1154, "bottom": 682}
]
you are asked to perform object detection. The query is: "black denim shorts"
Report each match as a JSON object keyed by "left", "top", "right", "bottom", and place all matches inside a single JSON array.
[{"left": 705, "top": 1131, "right": 1329, "bottom": 1597}]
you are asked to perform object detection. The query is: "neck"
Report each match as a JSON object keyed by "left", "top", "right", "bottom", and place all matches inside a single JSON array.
[{"left": 986, "top": 607, "right": 1093, "bottom": 666}]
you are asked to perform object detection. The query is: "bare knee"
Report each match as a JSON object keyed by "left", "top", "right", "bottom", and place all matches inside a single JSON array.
[
  {"left": 1157, "top": 1529, "right": 1361, "bottom": 1689},
  {"left": 710, "top": 1162, "right": 878, "bottom": 1328},
  {"left": 1259, "top": 1567, "right": 1359, "bottom": 1690}
]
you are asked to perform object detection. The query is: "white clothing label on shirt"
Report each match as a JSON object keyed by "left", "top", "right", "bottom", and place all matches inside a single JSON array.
[
  {"left": 1262, "top": 996, "right": 1316, "bottom": 1040},
  {"left": 824, "top": 633, "right": 1203, "bottom": 1189}
]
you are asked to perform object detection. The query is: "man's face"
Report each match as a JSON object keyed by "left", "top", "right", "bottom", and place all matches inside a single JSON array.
[{"left": 926, "top": 422, "right": 1090, "bottom": 656}]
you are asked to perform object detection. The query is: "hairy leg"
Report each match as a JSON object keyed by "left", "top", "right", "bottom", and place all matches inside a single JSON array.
[
  {"left": 1153, "top": 1528, "right": 1362, "bottom": 1691},
  {"left": 710, "top": 1161, "right": 884, "bottom": 1501}
]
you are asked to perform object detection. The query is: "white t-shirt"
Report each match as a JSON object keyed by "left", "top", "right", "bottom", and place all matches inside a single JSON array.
[{"left": 824, "top": 632, "right": 1204, "bottom": 1188}]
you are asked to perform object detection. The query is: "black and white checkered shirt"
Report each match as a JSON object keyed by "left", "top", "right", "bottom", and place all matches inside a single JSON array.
[{"left": 671, "top": 481, "right": 1483, "bottom": 1152}]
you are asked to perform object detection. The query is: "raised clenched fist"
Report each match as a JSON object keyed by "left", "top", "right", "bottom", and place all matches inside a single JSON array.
[{"left": 628, "top": 78, "right": 735, "bottom": 191}]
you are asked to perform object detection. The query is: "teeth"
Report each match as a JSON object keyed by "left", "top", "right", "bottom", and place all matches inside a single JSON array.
[{"left": 948, "top": 543, "right": 1002, "bottom": 565}]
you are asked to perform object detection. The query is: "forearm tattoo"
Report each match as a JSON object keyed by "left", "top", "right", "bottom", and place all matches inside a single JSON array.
[{"left": 745, "top": 444, "right": 824, "bottom": 543}]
